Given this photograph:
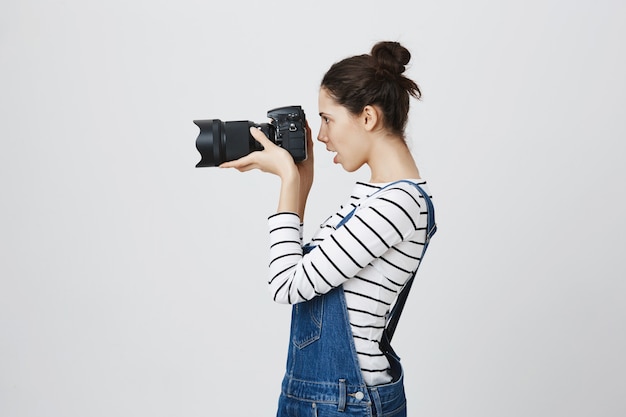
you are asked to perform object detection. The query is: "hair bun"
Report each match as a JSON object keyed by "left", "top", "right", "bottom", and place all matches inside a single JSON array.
[{"left": 371, "top": 41, "right": 411, "bottom": 79}]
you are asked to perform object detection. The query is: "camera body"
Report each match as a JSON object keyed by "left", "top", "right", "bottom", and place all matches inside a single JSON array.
[{"left": 194, "top": 105, "right": 307, "bottom": 167}]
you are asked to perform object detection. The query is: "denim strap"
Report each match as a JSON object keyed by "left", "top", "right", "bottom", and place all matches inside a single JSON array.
[
  {"left": 383, "top": 181, "right": 436, "bottom": 343},
  {"left": 338, "top": 379, "right": 347, "bottom": 412},
  {"left": 302, "top": 180, "right": 437, "bottom": 342}
]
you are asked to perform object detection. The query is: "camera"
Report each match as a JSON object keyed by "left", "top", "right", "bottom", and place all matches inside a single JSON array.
[{"left": 194, "top": 105, "right": 307, "bottom": 167}]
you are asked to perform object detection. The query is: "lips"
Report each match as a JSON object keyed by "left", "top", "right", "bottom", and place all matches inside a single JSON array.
[{"left": 324, "top": 146, "right": 338, "bottom": 163}]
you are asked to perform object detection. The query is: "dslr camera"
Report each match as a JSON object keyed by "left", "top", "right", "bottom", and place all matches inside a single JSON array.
[{"left": 194, "top": 105, "right": 307, "bottom": 167}]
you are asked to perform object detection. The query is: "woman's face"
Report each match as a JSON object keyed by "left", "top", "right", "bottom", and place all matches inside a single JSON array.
[{"left": 317, "top": 87, "right": 370, "bottom": 172}]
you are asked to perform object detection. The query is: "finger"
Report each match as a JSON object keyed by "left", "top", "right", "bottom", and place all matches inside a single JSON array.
[
  {"left": 221, "top": 161, "right": 258, "bottom": 172},
  {"left": 233, "top": 164, "right": 257, "bottom": 173},
  {"left": 219, "top": 153, "right": 257, "bottom": 169},
  {"left": 249, "top": 126, "right": 273, "bottom": 147},
  {"left": 305, "top": 125, "right": 314, "bottom": 151}
]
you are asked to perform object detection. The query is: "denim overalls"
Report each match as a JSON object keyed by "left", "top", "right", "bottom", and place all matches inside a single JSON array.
[{"left": 276, "top": 181, "right": 436, "bottom": 417}]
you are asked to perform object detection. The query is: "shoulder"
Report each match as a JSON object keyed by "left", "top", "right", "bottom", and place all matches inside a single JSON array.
[
  {"left": 354, "top": 180, "right": 430, "bottom": 235},
  {"left": 368, "top": 180, "right": 430, "bottom": 209}
]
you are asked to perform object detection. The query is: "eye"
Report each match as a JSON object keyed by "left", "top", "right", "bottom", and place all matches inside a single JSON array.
[{"left": 323, "top": 116, "right": 330, "bottom": 124}]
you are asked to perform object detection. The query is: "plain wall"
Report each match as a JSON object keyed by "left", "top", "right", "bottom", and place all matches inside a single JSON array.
[{"left": 1, "top": 0, "right": 625, "bottom": 416}]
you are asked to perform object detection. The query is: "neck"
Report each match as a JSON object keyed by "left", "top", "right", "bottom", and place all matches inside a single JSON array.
[{"left": 367, "top": 134, "right": 421, "bottom": 183}]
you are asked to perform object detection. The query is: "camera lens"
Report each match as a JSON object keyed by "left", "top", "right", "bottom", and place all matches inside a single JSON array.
[{"left": 194, "top": 119, "right": 261, "bottom": 167}]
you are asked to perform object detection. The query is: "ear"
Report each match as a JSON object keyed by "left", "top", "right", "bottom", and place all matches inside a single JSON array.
[{"left": 361, "top": 105, "right": 381, "bottom": 132}]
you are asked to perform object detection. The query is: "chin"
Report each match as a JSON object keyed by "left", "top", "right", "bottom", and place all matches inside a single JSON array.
[
  {"left": 341, "top": 163, "right": 361, "bottom": 173},
  {"left": 335, "top": 157, "right": 364, "bottom": 173}
]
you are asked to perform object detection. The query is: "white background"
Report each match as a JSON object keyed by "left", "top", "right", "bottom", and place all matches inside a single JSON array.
[{"left": 1, "top": 0, "right": 625, "bottom": 416}]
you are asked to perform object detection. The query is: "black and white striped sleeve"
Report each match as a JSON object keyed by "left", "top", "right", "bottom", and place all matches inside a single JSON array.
[{"left": 267, "top": 183, "right": 424, "bottom": 304}]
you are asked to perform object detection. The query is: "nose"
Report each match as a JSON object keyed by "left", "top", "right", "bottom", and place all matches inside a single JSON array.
[{"left": 317, "top": 126, "right": 327, "bottom": 143}]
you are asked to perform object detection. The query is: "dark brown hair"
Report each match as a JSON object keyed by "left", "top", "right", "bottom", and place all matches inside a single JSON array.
[{"left": 321, "top": 41, "right": 421, "bottom": 137}]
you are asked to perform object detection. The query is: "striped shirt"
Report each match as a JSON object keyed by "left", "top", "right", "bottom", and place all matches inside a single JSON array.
[{"left": 267, "top": 179, "right": 431, "bottom": 386}]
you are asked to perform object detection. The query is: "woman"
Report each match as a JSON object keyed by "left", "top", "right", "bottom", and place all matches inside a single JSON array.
[{"left": 221, "top": 41, "right": 436, "bottom": 417}]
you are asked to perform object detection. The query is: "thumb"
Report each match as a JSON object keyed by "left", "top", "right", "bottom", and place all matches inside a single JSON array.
[{"left": 249, "top": 126, "right": 273, "bottom": 148}]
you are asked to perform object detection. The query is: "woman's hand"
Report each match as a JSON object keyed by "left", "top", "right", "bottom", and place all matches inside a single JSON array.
[
  {"left": 297, "top": 121, "right": 315, "bottom": 219},
  {"left": 220, "top": 127, "right": 300, "bottom": 214},
  {"left": 220, "top": 127, "right": 297, "bottom": 180}
]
